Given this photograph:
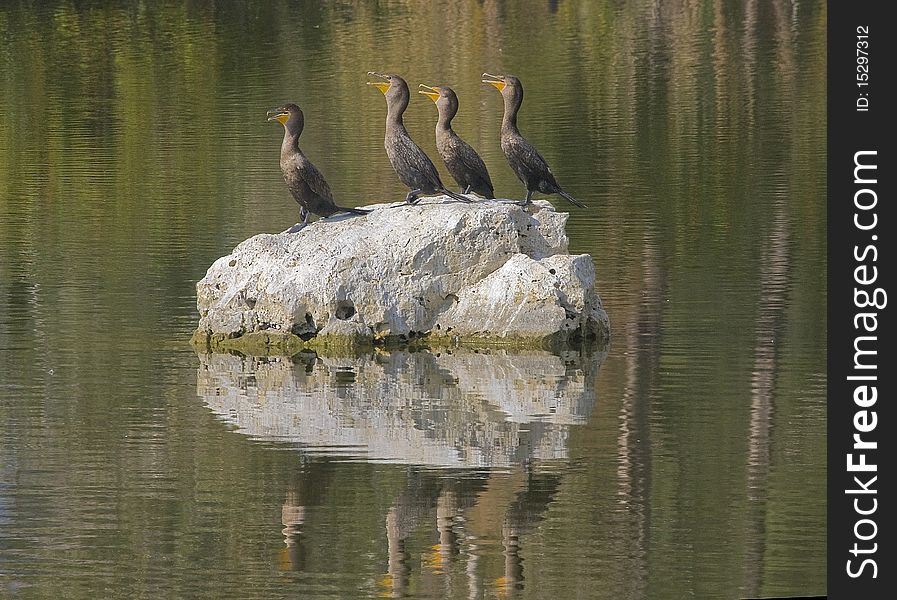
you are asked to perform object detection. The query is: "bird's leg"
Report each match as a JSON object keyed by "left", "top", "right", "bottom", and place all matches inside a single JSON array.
[
  {"left": 463, "top": 185, "right": 472, "bottom": 194},
  {"left": 516, "top": 189, "right": 533, "bottom": 207},
  {"left": 405, "top": 189, "right": 422, "bottom": 205},
  {"left": 287, "top": 207, "right": 310, "bottom": 233}
]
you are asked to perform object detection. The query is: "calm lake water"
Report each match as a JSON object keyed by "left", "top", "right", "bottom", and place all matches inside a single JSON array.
[{"left": 0, "top": 1, "right": 826, "bottom": 598}]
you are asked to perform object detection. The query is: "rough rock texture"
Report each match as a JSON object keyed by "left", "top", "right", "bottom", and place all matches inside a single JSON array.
[{"left": 192, "top": 197, "right": 609, "bottom": 351}]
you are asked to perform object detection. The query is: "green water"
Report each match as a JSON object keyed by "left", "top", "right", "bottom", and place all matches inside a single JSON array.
[{"left": 1, "top": 1, "right": 826, "bottom": 598}]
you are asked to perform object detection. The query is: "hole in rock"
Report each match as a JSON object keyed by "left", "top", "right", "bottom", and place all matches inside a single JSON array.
[
  {"left": 290, "top": 314, "right": 317, "bottom": 341},
  {"left": 335, "top": 302, "right": 356, "bottom": 320}
]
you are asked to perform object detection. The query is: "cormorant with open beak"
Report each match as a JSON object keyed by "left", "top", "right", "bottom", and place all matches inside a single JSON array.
[
  {"left": 367, "top": 72, "right": 471, "bottom": 205},
  {"left": 482, "top": 73, "right": 586, "bottom": 208},
  {"left": 419, "top": 84, "right": 494, "bottom": 199},
  {"left": 267, "top": 103, "right": 368, "bottom": 233}
]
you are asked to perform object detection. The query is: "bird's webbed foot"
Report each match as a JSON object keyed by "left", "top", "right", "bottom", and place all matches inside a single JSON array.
[
  {"left": 405, "top": 190, "right": 423, "bottom": 205},
  {"left": 287, "top": 207, "right": 311, "bottom": 232}
]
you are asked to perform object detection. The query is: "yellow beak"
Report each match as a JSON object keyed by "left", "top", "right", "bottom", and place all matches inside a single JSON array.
[
  {"left": 418, "top": 84, "right": 440, "bottom": 102},
  {"left": 367, "top": 71, "right": 391, "bottom": 94},
  {"left": 482, "top": 72, "right": 506, "bottom": 91}
]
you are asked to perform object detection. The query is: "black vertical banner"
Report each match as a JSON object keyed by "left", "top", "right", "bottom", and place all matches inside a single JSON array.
[{"left": 828, "top": 2, "right": 894, "bottom": 598}]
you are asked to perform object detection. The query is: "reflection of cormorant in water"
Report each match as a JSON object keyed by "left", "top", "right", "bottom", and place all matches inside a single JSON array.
[
  {"left": 418, "top": 84, "right": 495, "bottom": 199},
  {"left": 367, "top": 72, "right": 472, "bottom": 205},
  {"left": 267, "top": 103, "right": 369, "bottom": 233},
  {"left": 501, "top": 468, "right": 562, "bottom": 594},
  {"left": 381, "top": 473, "right": 489, "bottom": 596},
  {"left": 482, "top": 74, "right": 586, "bottom": 208},
  {"left": 278, "top": 461, "right": 337, "bottom": 572},
  {"left": 379, "top": 467, "right": 560, "bottom": 597}
]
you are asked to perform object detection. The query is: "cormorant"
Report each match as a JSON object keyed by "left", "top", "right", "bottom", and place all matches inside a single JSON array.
[
  {"left": 367, "top": 72, "right": 471, "bottom": 205},
  {"left": 267, "top": 103, "right": 368, "bottom": 233},
  {"left": 418, "top": 84, "right": 495, "bottom": 199},
  {"left": 481, "top": 73, "right": 586, "bottom": 208}
]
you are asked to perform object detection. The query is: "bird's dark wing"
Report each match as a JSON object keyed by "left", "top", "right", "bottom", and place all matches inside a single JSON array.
[
  {"left": 505, "top": 135, "right": 556, "bottom": 187},
  {"left": 296, "top": 156, "right": 334, "bottom": 201},
  {"left": 392, "top": 133, "right": 442, "bottom": 187},
  {"left": 454, "top": 138, "right": 494, "bottom": 190}
]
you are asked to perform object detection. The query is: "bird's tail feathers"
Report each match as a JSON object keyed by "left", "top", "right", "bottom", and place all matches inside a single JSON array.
[
  {"left": 340, "top": 206, "right": 371, "bottom": 215},
  {"left": 440, "top": 188, "right": 474, "bottom": 203},
  {"left": 559, "top": 190, "right": 587, "bottom": 209}
]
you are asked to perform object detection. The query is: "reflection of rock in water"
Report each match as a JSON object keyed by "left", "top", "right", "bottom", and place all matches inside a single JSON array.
[{"left": 196, "top": 349, "right": 604, "bottom": 468}]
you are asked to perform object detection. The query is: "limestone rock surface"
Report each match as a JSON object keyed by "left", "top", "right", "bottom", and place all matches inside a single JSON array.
[{"left": 192, "top": 197, "right": 609, "bottom": 350}]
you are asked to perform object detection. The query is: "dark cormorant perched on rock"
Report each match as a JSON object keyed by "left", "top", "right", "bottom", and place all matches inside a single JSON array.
[
  {"left": 481, "top": 73, "right": 586, "bottom": 208},
  {"left": 418, "top": 84, "right": 494, "bottom": 199},
  {"left": 367, "top": 72, "right": 471, "bottom": 205},
  {"left": 267, "top": 103, "right": 368, "bottom": 232}
]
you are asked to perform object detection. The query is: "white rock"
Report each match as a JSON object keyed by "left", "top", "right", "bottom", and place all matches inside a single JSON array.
[{"left": 194, "top": 197, "right": 609, "bottom": 347}]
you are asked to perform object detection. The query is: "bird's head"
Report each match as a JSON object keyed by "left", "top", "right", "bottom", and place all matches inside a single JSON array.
[
  {"left": 418, "top": 84, "right": 459, "bottom": 120},
  {"left": 367, "top": 72, "right": 410, "bottom": 107},
  {"left": 482, "top": 73, "right": 523, "bottom": 104},
  {"left": 267, "top": 103, "right": 304, "bottom": 134}
]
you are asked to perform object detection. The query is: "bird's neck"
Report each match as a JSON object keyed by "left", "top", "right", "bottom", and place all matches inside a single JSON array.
[
  {"left": 385, "top": 109, "right": 409, "bottom": 139},
  {"left": 386, "top": 96, "right": 408, "bottom": 127},
  {"left": 281, "top": 128, "right": 300, "bottom": 158},
  {"left": 436, "top": 113, "right": 453, "bottom": 134},
  {"left": 501, "top": 94, "right": 521, "bottom": 135}
]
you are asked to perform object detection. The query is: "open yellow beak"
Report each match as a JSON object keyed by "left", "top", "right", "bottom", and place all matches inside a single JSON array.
[
  {"left": 418, "top": 84, "right": 440, "bottom": 103},
  {"left": 266, "top": 110, "right": 289, "bottom": 124},
  {"left": 367, "top": 71, "right": 391, "bottom": 94},
  {"left": 482, "top": 72, "right": 506, "bottom": 91}
]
